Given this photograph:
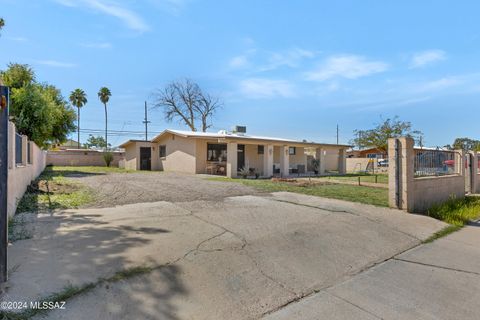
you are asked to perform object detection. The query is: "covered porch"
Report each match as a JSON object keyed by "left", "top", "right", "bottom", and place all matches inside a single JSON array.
[{"left": 205, "top": 139, "right": 347, "bottom": 178}]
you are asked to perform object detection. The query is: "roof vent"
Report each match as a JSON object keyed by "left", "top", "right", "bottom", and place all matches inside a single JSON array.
[{"left": 233, "top": 126, "right": 247, "bottom": 135}]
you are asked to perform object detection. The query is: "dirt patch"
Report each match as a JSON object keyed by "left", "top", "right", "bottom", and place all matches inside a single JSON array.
[{"left": 69, "top": 172, "right": 262, "bottom": 208}]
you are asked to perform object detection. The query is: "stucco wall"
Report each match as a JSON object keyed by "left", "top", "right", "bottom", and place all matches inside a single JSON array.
[
  {"left": 7, "top": 121, "right": 46, "bottom": 217},
  {"left": 156, "top": 134, "right": 196, "bottom": 173},
  {"left": 413, "top": 175, "right": 465, "bottom": 212},
  {"left": 47, "top": 150, "right": 124, "bottom": 167},
  {"left": 324, "top": 148, "right": 339, "bottom": 171}
]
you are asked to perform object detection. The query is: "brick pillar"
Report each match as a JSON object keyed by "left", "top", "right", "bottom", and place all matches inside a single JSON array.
[
  {"left": 226, "top": 142, "right": 238, "bottom": 178},
  {"left": 388, "top": 137, "right": 414, "bottom": 211},
  {"left": 263, "top": 144, "right": 273, "bottom": 177},
  {"left": 279, "top": 146, "right": 289, "bottom": 177}
]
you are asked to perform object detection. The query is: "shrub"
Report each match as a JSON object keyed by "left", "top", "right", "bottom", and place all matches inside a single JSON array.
[{"left": 103, "top": 152, "right": 114, "bottom": 167}]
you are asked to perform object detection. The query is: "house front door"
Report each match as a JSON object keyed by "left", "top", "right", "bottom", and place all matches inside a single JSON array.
[
  {"left": 140, "top": 147, "right": 151, "bottom": 171},
  {"left": 237, "top": 144, "right": 245, "bottom": 171}
]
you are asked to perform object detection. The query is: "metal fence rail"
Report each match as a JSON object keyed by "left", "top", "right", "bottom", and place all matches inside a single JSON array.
[{"left": 414, "top": 148, "right": 457, "bottom": 177}]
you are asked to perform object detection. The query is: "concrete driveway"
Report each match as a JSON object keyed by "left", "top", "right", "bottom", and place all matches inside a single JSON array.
[{"left": 2, "top": 173, "right": 451, "bottom": 319}]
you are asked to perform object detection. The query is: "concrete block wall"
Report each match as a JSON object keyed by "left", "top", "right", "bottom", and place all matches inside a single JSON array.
[
  {"left": 388, "top": 137, "right": 465, "bottom": 213},
  {"left": 7, "top": 121, "right": 46, "bottom": 217},
  {"left": 47, "top": 150, "right": 124, "bottom": 167}
]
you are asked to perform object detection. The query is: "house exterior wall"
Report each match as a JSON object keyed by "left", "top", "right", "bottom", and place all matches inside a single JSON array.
[
  {"left": 156, "top": 133, "right": 196, "bottom": 173},
  {"left": 324, "top": 148, "right": 339, "bottom": 171},
  {"left": 123, "top": 141, "right": 156, "bottom": 170},
  {"left": 244, "top": 144, "right": 263, "bottom": 172}
]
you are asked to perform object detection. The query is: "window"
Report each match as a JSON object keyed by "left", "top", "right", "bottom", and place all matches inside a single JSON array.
[
  {"left": 159, "top": 145, "right": 166, "bottom": 158},
  {"left": 207, "top": 143, "right": 227, "bottom": 161},
  {"left": 289, "top": 147, "right": 296, "bottom": 155},
  {"left": 366, "top": 153, "right": 377, "bottom": 159},
  {"left": 258, "top": 145, "right": 264, "bottom": 155}
]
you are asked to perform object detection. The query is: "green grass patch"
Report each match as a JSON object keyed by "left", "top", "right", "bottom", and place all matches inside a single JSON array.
[
  {"left": 320, "top": 173, "right": 388, "bottom": 184},
  {"left": 16, "top": 166, "right": 95, "bottom": 214},
  {"left": 209, "top": 177, "right": 389, "bottom": 207},
  {"left": 426, "top": 196, "right": 480, "bottom": 226},
  {"left": 421, "top": 196, "right": 480, "bottom": 243},
  {"left": 48, "top": 166, "right": 138, "bottom": 174},
  {"left": 423, "top": 224, "right": 462, "bottom": 243}
]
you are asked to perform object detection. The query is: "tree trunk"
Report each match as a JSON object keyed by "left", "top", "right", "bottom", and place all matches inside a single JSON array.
[
  {"left": 77, "top": 106, "right": 80, "bottom": 148},
  {"left": 104, "top": 103, "right": 108, "bottom": 151}
]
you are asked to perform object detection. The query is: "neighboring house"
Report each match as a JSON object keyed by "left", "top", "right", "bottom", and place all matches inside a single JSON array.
[
  {"left": 51, "top": 139, "right": 81, "bottom": 150},
  {"left": 347, "top": 147, "right": 387, "bottom": 159},
  {"left": 119, "top": 128, "right": 350, "bottom": 178}
]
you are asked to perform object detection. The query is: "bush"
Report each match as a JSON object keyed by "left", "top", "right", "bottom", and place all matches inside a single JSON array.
[{"left": 103, "top": 152, "right": 114, "bottom": 167}]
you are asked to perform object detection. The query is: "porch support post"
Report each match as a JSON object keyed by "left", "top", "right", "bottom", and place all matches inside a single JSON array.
[
  {"left": 315, "top": 147, "right": 325, "bottom": 175},
  {"left": 338, "top": 148, "right": 346, "bottom": 175},
  {"left": 226, "top": 142, "right": 238, "bottom": 178},
  {"left": 263, "top": 144, "right": 273, "bottom": 177},
  {"left": 279, "top": 145, "right": 289, "bottom": 177}
]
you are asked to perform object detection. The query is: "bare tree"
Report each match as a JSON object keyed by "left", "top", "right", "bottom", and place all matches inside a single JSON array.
[
  {"left": 196, "top": 93, "right": 222, "bottom": 132},
  {"left": 153, "top": 79, "right": 221, "bottom": 132}
]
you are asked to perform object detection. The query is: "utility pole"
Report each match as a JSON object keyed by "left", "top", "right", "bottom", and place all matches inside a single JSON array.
[
  {"left": 143, "top": 101, "right": 150, "bottom": 141},
  {"left": 336, "top": 124, "right": 339, "bottom": 145}
]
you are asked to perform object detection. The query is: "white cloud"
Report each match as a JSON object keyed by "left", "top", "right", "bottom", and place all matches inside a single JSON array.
[
  {"left": 305, "top": 54, "right": 388, "bottom": 81},
  {"left": 260, "top": 48, "right": 316, "bottom": 71},
  {"left": 410, "top": 50, "right": 446, "bottom": 68},
  {"left": 240, "top": 78, "right": 295, "bottom": 99},
  {"left": 55, "top": 0, "right": 149, "bottom": 32},
  {"left": 35, "top": 60, "right": 77, "bottom": 68},
  {"left": 6, "top": 36, "right": 28, "bottom": 42},
  {"left": 80, "top": 41, "right": 112, "bottom": 49},
  {"left": 229, "top": 55, "right": 249, "bottom": 69},
  {"left": 417, "top": 76, "right": 460, "bottom": 91}
]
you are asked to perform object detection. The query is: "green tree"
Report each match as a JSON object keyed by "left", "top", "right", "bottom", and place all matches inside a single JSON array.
[
  {"left": 451, "top": 138, "right": 480, "bottom": 151},
  {"left": 352, "top": 116, "right": 423, "bottom": 152},
  {"left": 97, "top": 87, "right": 111, "bottom": 150},
  {"left": 42, "top": 85, "right": 76, "bottom": 144},
  {"left": 1, "top": 63, "right": 35, "bottom": 89},
  {"left": 0, "top": 18, "right": 5, "bottom": 32},
  {"left": 83, "top": 135, "right": 110, "bottom": 149},
  {"left": 1, "top": 63, "right": 76, "bottom": 147},
  {"left": 69, "top": 89, "right": 87, "bottom": 148}
]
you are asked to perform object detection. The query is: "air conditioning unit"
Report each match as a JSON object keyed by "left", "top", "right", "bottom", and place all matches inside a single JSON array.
[{"left": 233, "top": 126, "right": 247, "bottom": 134}]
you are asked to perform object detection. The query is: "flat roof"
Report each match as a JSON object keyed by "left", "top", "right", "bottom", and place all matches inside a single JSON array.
[{"left": 120, "top": 129, "right": 351, "bottom": 148}]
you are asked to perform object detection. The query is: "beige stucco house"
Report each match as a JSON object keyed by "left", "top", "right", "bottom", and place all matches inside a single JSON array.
[{"left": 119, "top": 129, "right": 350, "bottom": 178}]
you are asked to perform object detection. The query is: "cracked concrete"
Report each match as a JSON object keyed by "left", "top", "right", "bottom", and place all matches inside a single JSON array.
[
  {"left": 264, "top": 223, "right": 480, "bottom": 320},
  {"left": 1, "top": 173, "right": 452, "bottom": 320}
]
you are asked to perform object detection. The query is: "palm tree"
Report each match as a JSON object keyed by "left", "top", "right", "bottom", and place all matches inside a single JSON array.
[
  {"left": 69, "top": 89, "right": 87, "bottom": 148},
  {"left": 97, "top": 87, "right": 111, "bottom": 150}
]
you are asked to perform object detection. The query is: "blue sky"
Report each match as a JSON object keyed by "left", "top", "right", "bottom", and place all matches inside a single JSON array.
[{"left": 1, "top": 0, "right": 480, "bottom": 146}]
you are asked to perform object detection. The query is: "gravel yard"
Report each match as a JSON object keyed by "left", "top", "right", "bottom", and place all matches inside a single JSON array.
[{"left": 68, "top": 171, "right": 263, "bottom": 207}]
